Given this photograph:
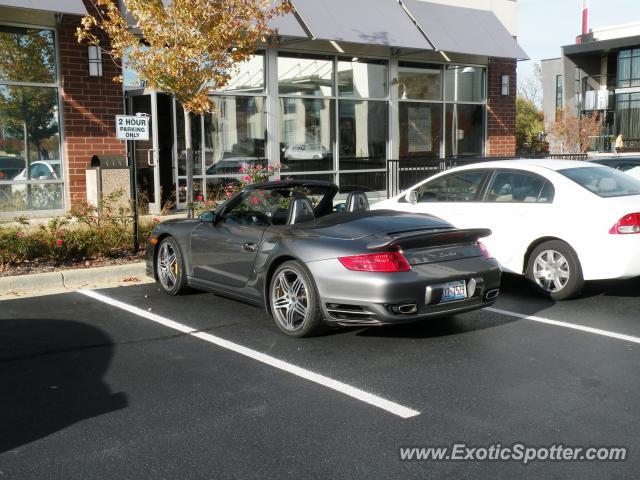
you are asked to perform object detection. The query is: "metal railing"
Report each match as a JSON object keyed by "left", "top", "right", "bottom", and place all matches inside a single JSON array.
[{"left": 386, "top": 154, "right": 588, "bottom": 197}]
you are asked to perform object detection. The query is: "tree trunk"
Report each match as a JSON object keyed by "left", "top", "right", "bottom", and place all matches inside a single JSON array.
[{"left": 184, "top": 108, "right": 194, "bottom": 218}]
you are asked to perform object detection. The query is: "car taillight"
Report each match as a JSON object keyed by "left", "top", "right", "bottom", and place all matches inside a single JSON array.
[
  {"left": 609, "top": 213, "right": 640, "bottom": 234},
  {"left": 338, "top": 251, "right": 411, "bottom": 272},
  {"left": 477, "top": 241, "right": 493, "bottom": 259}
]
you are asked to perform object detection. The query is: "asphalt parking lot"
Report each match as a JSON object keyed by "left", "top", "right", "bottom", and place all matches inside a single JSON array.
[{"left": 1, "top": 274, "right": 639, "bottom": 479}]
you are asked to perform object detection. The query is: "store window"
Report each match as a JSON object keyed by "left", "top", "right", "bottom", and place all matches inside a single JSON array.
[
  {"left": 203, "top": 96, "right": 266, "bottom": 199},
  {"left": 278, "top": 54, "right": 335, "bottom": 179},
  {"left": 445, "top": 66, "right": 485, "bottom": 103},
  {"left": 398, "top": 63, "right": 443, "bottom": 160},
  {"left": 445, "top": 104, "right": 484, "bottom": 157},
  {"left": 399, "top": 102, "right": 442, "bottom": 159},
  {"left": 337, "top": 58, "right": 388, "bottom": 189},
  {"left": 0, "top": 25, "right": 62, "bottom": 213},
  {"left": 398, "top": 64, "right": 441, "bottom": 101},
  {"left": 176, "top": 54, "right": 266, "bottom": 203}
]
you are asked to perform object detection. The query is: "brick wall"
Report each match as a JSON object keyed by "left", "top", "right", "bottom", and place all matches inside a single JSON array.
[
  {"left": 59, "top": 2, "right": 124, "bottom": 203},
  {"left": 487, "top": 58, "right": 516, "bottom": 157}
]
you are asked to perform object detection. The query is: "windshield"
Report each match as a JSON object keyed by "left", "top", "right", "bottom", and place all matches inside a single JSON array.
[{"left": 559, "top": 166, "right": 640, "bottom": 198}]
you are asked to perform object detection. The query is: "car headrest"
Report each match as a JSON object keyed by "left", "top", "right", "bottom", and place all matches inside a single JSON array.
[
  {"left": 598, "top": 177, "right": 617, "bottom": 192},
  {"left": 288, "top": 197, "right": 315, "bottom": 225},
  {"left": 345, "top": 191, "right": 369, "bottom": 212}
]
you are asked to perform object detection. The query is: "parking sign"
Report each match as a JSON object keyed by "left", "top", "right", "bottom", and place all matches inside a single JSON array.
[{"left": 116, "top": 115, "right": 150, "bottom": 140}]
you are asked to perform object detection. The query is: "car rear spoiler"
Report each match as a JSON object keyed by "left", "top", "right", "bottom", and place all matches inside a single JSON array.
[{"left": 367, "top": 228, "right": 492, "bottom": 250}]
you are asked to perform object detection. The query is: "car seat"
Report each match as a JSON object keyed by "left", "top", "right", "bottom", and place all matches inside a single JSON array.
[
  {"left": 287, "top": 197, "right": 315, "bottom": 224},
  {"left": 345, "top": 191, "right": 369, "bottom": 212}
]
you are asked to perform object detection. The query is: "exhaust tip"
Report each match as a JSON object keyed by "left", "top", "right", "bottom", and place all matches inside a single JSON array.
[
  {"left": 485, "top": 288, "right": 499, "bottom": 300},
  {"left": 391, "top": 304, "right": 418, "bottom": 314}
]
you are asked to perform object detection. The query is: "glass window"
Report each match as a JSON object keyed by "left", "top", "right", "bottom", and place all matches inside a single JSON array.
[
  {"left": 399, "top": 103, "right": 442, "bottom": 159},
  {"left": 338, "top": 59, "right": 388, "bottom": 98},
  {"left": 340, "top": 171, "right": 386, "bottom": 191},
  {"left": 217, "top": 54, "right": 264, "bottom": 94},
  {"left": 0, "top": 25, "right": 56, "bottom": 83},
  {"left": 484, "top": 170, "right": 554, "bottom": 203},
  {"left": 398, "top": 64, "right": 441, "bottom": 101},
  {"left": 203, "top": 96, "right": 266, "bottom": 175},
  {"left": 175, "top": 103, "right": 203, "bottom": 176},
  {"left": 338, "top": 100, "right": 387, "bottom": 170},
  {"left": 618, "top": 49, "right": 640, "bottom": 88},
  {"left": 0, "top": 84, "right": 61, "bottom": 212},
  {"left": 279, "top": 97, "right": 334, "bottom": 172},
  {"left": 278, "top": 54, "right": 333, "bottom": 97},
  {"left": 616, "top": 92, "right": 640, "bottom": 147},
  {"left": 0, "top": 26, "right": 61, "bottom": 213},
  {"left": 559, "top": 166, "right": 640, "bottom": 198},
  {"left": 445, "top": 104, "right": 484, "bottom": 157},
  {"left": 416, "top": 170, "right": 486, "bottom": 202},
  {"left": 445, "top": 66, "right": 485, "bottom": 102}
]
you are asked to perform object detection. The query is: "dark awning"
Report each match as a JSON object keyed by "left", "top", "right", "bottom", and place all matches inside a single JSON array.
[
  {"left": 0, "top": 0, "right": 87, "bottom": 15},
  {"left": 281, "top": 0, "right": 433, "bottom": 50},
  {"left": 400, "top": 0, "right": 528, "bottom": 60},
  {"left": 563, "top": 35, "right": 640, "bottom": 56}
]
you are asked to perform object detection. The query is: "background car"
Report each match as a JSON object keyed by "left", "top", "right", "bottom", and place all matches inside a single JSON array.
[
  {"left": 146, "top": 180, "right": 501, "bottom": 337},
  {"left": 373, "top": 159, "right": 640, "bottom": 300},
  {"left": 283, "top": 144, "right": 331, "bottom": 160},
  {"left": 588, "top": 156, "right": 640, "bottom": 180}
]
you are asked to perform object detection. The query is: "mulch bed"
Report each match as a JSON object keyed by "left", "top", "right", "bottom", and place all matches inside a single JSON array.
[{"left": 1, "top": 251, "right": 146, "bottom": 277}]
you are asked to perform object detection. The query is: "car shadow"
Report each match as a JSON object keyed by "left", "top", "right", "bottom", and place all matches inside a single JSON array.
[
  {"left": 0, "top": 319, "right": 127, "bottom": 453},
  {"left": 580, "top": 276, "right": 640, "bottom": 299}
]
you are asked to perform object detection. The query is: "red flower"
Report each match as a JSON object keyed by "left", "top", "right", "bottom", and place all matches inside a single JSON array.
[
  {"left": 197, "top": 195, "right": 203, "bottom": 202},
  {"left": 242, "top": 175, "right": 251, "bottom": 182},
  {"left": 16, "top": 231, "right": 25, "bottom": 238},
  {"left": 249, "top": 196, "right": 260, "bottom": 206},
  {"left": 239, "top": 166, "right": 245, "bottom": 174},
  {"left": 56, "top": 239, "right": 63, "bottom": 247}
]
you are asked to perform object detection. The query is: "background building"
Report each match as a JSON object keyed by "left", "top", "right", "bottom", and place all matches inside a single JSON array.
[
  {"left": 0, "top": 0, "right": 525, "bottom": 218},
  {"left": 542, "top": 21, "right": 640, "bottom": 153}
]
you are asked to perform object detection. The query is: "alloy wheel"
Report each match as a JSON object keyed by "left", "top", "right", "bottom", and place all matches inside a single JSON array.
[
  {"left": 157, "top": 241, "right": 178, "bottom": 290},
  {"left": 271, "top": 268, "right": 309, "bottom": 331},
  {"left": 533, "top": 249, "right": 570, "bottom": 293}
]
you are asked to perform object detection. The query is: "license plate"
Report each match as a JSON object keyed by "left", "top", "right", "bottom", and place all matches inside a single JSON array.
[{"left": 440, "top": 280, "right": 467, "bottom": 303}]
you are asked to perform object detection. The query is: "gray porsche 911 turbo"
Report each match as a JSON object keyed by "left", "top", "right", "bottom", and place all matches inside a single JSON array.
[{"left": 146, "top": 180, "right": 501, "bottom": 337}]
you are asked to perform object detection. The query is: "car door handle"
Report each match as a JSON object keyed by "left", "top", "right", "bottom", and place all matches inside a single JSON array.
[{"left": 242, "top": 242, "right": 256, "bottom": 252}]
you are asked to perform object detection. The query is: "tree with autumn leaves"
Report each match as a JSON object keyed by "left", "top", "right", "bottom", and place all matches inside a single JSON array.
[
  {"left": 547, "top": 108, "right": 603, "bottom": 154},
  {"left": 77, "top": 0, "right": 291, "bottom": 216}
]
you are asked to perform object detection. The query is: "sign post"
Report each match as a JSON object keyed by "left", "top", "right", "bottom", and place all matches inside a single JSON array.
[{"left": 117, "top": 114, "right": 150, "bottom": 252}]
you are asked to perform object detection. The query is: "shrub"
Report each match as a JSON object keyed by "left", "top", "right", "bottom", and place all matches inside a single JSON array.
[{"left": 0, "top": 189, "right": 158, "bottom": 271}]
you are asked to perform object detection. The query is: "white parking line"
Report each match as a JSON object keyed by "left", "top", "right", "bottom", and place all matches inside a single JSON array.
[
  {"left": 487, "top": 307, "right": 640, "bottom": 345},
  {"left": 78, "top": 289, "right": 420, "bottom": 419}
]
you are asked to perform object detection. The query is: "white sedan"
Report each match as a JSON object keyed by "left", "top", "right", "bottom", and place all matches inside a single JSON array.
[{"left": 374, "top": 159, "right": 640, "bottom": 299}]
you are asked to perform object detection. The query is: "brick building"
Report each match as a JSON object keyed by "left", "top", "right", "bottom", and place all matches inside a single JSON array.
[{"left": 0, "top": 0, "right": 526, "bottom": 218}]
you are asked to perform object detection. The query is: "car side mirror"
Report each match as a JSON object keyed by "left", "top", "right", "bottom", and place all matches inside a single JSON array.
[
  {"left": 199, "top": 211, "right": 216, "bottom": 223},
  {"left": 408, "top": 190, "right": 418, "bottom": 204}
]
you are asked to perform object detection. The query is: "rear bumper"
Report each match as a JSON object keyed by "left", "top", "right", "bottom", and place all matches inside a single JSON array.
[{"left": 306, "top": 257, "right": 502, "bottom": 326}]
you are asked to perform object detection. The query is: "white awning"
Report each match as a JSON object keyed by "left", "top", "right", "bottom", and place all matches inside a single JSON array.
[{"left": 0, "top": 0, "right": 87, "bottom": 15}]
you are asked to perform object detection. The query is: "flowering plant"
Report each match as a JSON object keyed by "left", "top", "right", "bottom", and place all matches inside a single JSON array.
[{"left": 187, "top": 162, "right": 281, "bottom": 216}]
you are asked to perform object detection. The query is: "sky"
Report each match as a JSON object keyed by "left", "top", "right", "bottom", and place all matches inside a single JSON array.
[{"left": 517, "top": 0, "right": 640, "bottom": 84}]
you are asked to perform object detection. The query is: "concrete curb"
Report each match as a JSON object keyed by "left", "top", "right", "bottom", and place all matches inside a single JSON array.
[{"left": 0, "top": 262, "right": 148, "bottom": 293}]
